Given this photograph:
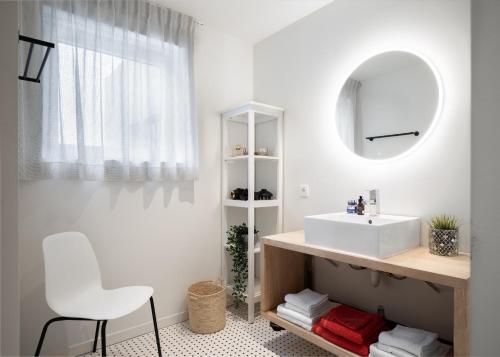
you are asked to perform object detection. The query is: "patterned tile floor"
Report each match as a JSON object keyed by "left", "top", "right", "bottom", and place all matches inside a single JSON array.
[{"left": 82, "top": 305, "right": 331, "bottom": 356}]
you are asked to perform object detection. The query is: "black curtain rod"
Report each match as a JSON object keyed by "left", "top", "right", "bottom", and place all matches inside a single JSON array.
[
  {"left": 19, "top": 34, "right": 55, "bottom": 49},
  {"left": 366, "top": 131, "right": 419, "bottom": 141},
  {"left": 18, "top": 34, "right": 55, "bottom": 83}
]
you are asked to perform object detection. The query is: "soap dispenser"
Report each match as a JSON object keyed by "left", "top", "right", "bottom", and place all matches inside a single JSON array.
[
  {"left": 367, "top": 189, "right": 380, "bottom": 216},
  {"left": 357, "top": 196, "right": 365, "bottom": 215}
]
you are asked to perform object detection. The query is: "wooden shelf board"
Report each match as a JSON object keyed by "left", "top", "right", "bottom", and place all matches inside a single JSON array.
[
  {"left": 224, "top": 155, "right": 280, "bottom": 161},
  {"left": 254, "top": 200, "right": 280, "bottom": 208},
  {"left": 263, "top": 310, "right": 454, "bottom": 357},
  {"left": 227, "top": 278, "right": 261, "bottom": 302},
  {"left": 224, "top": 244, "right": 261, "bottom": 254},
  {"left": 223, "top": 199, "right": 248, "bottom": 208},
  {"left": 255, "top": 155, "right": 279, "bottom": 160},
  {"left": 224, "top": 199, "right": 281, "bottom": 208},
  {"left": 263, "top": 310, "right": 361, "bottom": 356},
  {"left": 225, "top": 113, "right": 279, "bottom": 124},
  {"left": 224, "top": 155, "right": 248, "bottom": 161},
  {"left": 261, "top": 231, "right": 470, "bottom": 288},
  {"left": 221, "top": 101, "right": 284, "bottom": 122}
]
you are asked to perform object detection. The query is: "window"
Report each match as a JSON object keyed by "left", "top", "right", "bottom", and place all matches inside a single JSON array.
[{"left": 20, "top": 0, "right": 198, "bottom": 181}]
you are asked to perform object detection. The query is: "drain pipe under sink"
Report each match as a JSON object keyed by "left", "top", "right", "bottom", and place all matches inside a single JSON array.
[{"left": 370, "top": 270, "right": 381, "bottom": 287}]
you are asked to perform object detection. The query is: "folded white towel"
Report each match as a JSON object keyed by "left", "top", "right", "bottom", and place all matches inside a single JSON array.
[
  {"left": 371, "top": 343, "right": 415, "bottom": 357},
  {"left": 277, "top": 309, "right": 313, "bottom": 331},
  {"left": 370, "top": 343, "right": 405, "bottom": 357},
  {"left": 433, "top": 343, "right": 451, "bottom": 356},
  {"left": 379, "top": 325, "right": 439, "bottom": 357},
  {"left": 277, "top": 301, "right": 335, "bottom": 326},
  {"left": 284, "top": 288, "right": 328, "bottom": 314},
  {"left": 372, "top": 342, "right": 451, "bottom": 357},
  {"left": 284, "top": 299, "right": 337, "bottom": 318}
]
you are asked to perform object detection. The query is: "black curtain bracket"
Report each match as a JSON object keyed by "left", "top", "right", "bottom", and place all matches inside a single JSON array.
[
  {"left": 366, "top": 131, "right": 419, "bottom": 141},
  {"left": 18, "top": 34, "right": 55, "bottom": 83}
]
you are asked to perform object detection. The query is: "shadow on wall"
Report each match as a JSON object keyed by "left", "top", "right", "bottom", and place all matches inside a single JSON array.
[
  {"left": 19, "top": 179, "right": 197, "bottom": 355},
  {"left": 106, "top": 180, "right": 195, "bottom": 210},
  {"left": 21, "top": 179, "right": 196, "bottom": 218}
]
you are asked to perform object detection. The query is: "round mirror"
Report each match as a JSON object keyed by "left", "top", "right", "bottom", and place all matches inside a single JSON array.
[{"left": 335, "top": 51, "right": 440, "bottom": 160}]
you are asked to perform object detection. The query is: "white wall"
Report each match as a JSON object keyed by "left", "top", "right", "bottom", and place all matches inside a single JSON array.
[
  {"left": 19, "top": 25, "right": 253, "bottom": 355},
  {"left": 254, "top": 0, "right": 470, "bottom": 341},
  {"left": 470, "top": 1, "right": 500, "bottom": 354},
  {"left": 0, "top": 1, "right": 20, "bottom": 355},
  {"left": 357, "top": 64, "right": 438, "bottom": 159}
]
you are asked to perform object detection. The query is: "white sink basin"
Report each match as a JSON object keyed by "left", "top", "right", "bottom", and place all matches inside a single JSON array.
[{"left": 304, "top": 212, "right": 420, "bottom": 259}]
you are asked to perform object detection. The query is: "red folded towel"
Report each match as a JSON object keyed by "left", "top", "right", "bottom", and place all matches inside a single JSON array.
[
  {"left": 312, "top": 324, "right": 374, "bottom": 357},
  {"left": 319, "top": 307, "right": 385, "bottom": 345},
  {"left": 326, "top": 304, "right": 375, "bottom": 330}
]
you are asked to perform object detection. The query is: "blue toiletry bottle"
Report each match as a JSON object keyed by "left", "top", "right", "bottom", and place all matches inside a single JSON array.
[{"left": 347, "top": 200, "right": 357, "bottom": 214}]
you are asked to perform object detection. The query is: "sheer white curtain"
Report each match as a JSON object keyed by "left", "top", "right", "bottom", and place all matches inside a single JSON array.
[
  {"left": 336, "top": 78, "right": 361, "bottom": 152},
  {"left": 19, "top": 0, "right": 198, "bottom": 181}
]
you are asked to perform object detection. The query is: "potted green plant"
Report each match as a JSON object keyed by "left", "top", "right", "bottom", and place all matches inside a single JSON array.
[
  {"left": 225, "top": 223, "right": 258, "bottom": 307},
  {"left": 429, "top": 214, "right": 459, "bottom": 257}
]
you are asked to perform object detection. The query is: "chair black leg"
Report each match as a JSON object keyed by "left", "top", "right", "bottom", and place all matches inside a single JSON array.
[
  {"left": 93, "top": 320, "right": 101, "bottom": 352},
  {"left": 150, "top": 297, "right": 162, "bottom": 357},
  {"left": 34, "top": 317, "right": 94, "bottom": 356},
  {"left": 101, "top": 320, "right": 108, "bottom": 356},
  {"left": 35, "top": 317, "right": 66, "bottom": 356}
]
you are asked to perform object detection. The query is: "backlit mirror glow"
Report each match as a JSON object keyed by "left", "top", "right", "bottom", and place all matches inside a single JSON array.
[{"left": 335, "top": 51, "right": 440, "bottom": 160}]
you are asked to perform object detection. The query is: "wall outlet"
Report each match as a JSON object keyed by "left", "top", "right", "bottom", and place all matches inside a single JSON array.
[{"left": 300, "top": 184, "right": 310, "bottom": 198}]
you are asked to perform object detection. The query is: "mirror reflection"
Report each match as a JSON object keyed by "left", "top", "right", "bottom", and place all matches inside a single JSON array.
[{"left": 336, "top": 51, "right": 439, "bottom": 159}]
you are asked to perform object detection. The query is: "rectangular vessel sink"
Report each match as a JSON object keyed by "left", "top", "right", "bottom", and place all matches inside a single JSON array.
[{"left": 304, "top": 212, "right": 420, "bottom": 259}]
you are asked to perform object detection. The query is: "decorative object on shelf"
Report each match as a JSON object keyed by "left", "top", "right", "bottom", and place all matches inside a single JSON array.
[
  {"left": 225, "top": 223, "right": 258, "bottom": 308},
  {"left": 230, "top": 188, "right": 248, "bottom": 201},
  {"left": 18, "top": 34, "right": 55, "bottom": 83},
  {"left": 428, "top": 214, "right": 459, "bottom": 257},
  {"left": 232, "top": 144, "right": 247, "bottom": 157},
  {"left": 187, "top": 281, "right": 226, "bottom": 334},
  {"left": 255, "top": 189, "right": 273, "bottom": 200},
  {"left": 255, "top": 147, "right": 269, "bottom": 156},
  {"left": 230, "top": 188, "right": 274, "bottom": 201}
]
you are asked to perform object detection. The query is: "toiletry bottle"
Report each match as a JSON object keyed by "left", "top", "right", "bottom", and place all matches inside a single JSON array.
[
  {"left": 357, "top": 196, "right": 365, "bottom": 215},
  {"left": 347, "top": 200, "right": 357, "bottom": 214}
]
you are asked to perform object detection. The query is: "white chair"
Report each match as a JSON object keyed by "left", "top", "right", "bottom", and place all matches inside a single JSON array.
[{"left": 35, "top": 232, "right": 162, "bottom": 356}]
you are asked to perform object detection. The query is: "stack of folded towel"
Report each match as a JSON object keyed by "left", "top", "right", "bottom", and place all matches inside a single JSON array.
[
  {"left": 276, "top": 289, "right": 334, "bottom": 331},
  {"left": 312, "top": 305, "right": 386, "bottom": 356},
  {"left": 370, "top": 325, "right": 450, "bottom": 357}
]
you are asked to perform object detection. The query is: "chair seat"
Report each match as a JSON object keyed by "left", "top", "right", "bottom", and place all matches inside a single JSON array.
[{"left": 49, "top": 286, "right": 154, "bottom": 320}]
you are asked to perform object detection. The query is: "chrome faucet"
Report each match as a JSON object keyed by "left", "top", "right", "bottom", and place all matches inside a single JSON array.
[{"left": 367, "top": 189, "right": 380, "bottom": 216}]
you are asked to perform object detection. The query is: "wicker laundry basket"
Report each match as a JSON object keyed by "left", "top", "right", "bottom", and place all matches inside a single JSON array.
[{"left": 187, "top": 281, "right": 226, "bottom": 334}]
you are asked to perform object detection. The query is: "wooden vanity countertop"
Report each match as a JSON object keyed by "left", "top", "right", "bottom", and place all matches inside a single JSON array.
[{"left": 261, "top": 230, "right": 470, "bottom": 288}]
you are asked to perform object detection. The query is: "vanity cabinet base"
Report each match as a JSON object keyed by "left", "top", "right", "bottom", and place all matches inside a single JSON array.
[{"left": 260, "top": 231, "right": 470, "bottom": 357}]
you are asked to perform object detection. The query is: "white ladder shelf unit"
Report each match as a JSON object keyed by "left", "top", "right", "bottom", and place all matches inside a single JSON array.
[{"left": 221, "top": 102, "right": 284, "bottom": 323}]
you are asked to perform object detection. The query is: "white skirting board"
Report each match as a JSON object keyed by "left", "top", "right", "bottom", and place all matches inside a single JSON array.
[{"left": 64, "top": 311, "right": 188, "bottom": 356}]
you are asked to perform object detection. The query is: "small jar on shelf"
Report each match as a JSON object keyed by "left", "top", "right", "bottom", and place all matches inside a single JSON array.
[{"left": 232, "top": 144, "right": 247, "bottom": 157}]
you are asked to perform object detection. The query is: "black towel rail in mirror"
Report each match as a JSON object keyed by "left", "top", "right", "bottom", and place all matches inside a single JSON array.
[
  {"left": 366, "top": 131, "right": 419, "bottom": 142},
  {"left": 18, "top": 34, "right": 55, "bottom": 83}
]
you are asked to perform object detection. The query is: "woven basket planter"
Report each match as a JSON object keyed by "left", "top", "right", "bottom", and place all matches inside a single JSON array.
[
  {"left": 187, "top": 281, "right": 226, "bottom": 334},
  {"left": 429, "top": 228, "right": 459, "bottom": 257}
]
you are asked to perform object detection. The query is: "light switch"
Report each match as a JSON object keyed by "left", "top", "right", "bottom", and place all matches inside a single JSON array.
[{"left": 300, "top": 184, "right": 310, "bottom": 198}]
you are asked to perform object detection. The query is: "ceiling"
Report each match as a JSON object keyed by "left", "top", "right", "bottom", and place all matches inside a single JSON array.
[{"left": 154, "top": 0, "right": 334, "bottom": 44}]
